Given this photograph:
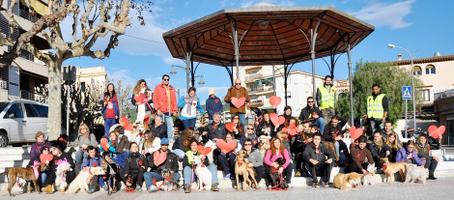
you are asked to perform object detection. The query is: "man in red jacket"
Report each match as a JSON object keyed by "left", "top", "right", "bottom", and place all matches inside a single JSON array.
[{"left": 153, "top": 74, "right": 177, "bottom": 140}]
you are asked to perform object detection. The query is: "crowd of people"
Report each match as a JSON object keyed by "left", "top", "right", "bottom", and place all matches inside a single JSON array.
[{"left": 26, "top": 74, "right": 441, "bottom": 194}]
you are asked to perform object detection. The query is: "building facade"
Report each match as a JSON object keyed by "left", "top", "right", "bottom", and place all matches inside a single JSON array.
[
  {"left": 434, "top": 89, "right": 454, "bottom": 146},
  {"left": 235, "top": 65, "right": 324, "bottom": 116},
  {"left": 0, "top": 0, "right": 50, "bottom": 103}
]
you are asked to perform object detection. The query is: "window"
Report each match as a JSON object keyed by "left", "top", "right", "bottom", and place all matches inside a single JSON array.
[
  {"left": 413, "top": 66, "right": 422, "bottom": 76},
  {"left": 33, "top": 105, "right": 48, "bottom": 118},
  {"left": 5, "top": 103, "right": 23, "bottom": 119},
  {"left": 24, "top": 103, "right": 39, "bottom": 118},
  {"left": 425, "top": 64, "right": 436, "bottom": 74},
  {"left": 422, "top": 89, "right": 430, "bottom": 101}
]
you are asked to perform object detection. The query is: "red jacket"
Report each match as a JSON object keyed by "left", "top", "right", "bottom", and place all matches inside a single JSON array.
[{"left": 153, "top": 83, "right": 177, "bottom": 113}]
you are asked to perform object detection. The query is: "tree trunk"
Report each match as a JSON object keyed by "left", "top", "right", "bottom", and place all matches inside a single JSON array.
[{"left": 47, "top": 59, "right": 63, "bottom": 140}]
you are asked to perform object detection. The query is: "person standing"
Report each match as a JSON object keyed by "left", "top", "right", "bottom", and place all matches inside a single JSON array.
[
  {"left": 178, "top": 87, "right": 204, "bottom": 129},
  {"left": 132, "top": 79, "right": 152, "bottom": 125},
  {"left": 153, "top": 74, "right": 178, "bottom": 140},
  {"left": 224, "top": 79, "right": 250, "bottom": 125},
  {"left": 366, "top": 84, "right": 389, "bottom": 135},
  {"left": 103, "top": 83, "right": 119, "bottom": 137},
  {"left": 205, "top": 88, "right": 224, "bottom": 122},
  {"left": 316, "top": 75, "right": 336, "bottom": 123}
]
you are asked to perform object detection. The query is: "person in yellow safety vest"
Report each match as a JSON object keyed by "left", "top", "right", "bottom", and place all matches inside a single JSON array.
[
  {"left": 316, "top": 75, "right": 336, "bottom": 123},
  {"left": 366, "top": 84, "right": 389, "bottom": 136}
]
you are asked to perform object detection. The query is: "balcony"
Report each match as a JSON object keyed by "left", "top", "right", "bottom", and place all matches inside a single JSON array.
[
  {"left": 249, "top": 99, "right": 264, "bottom": 107},
  {"left": 245, "top": 73, "right": 263, "bottom": 83},
  {"left": 248, "top": 85, "right": 274, "bottom": 95},
  {"left": 20, "top": 89, "right": 47, "bottom": 103}
]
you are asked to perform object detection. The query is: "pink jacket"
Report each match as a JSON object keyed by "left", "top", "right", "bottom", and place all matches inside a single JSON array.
[
  {"left": 153, "top": 83, "right": 177, "bottom": 113},
  {"left": 264, "top": 148, "right": 290, "bottom": 169}
]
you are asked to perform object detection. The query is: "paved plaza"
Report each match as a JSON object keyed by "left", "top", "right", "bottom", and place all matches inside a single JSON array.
[{"left": 2, "top": 177, "right": 453, "bottom": 200}]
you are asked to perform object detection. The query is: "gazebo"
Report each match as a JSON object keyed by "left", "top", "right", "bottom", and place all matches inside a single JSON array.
[{"left": 163, "top": 6, "right": 374, "bottom": 124}]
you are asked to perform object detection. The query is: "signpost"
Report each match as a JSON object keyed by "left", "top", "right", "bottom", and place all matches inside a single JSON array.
[{"left": 402, "top": 86, "right": 412, "bottom": 137}]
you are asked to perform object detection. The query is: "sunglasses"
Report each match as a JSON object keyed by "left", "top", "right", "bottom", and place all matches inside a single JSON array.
[
  {"left": 163, "top": 78, "right": 170, "bottom": 81},
  {"left": 235, "top": 83, "right": 241, "bottom": 85},
  {"left": 244, "top": 143, "right": 252, "bottom": 146},
  {"left": 247, "top": 128, "right": 254, "bottom": 130}
]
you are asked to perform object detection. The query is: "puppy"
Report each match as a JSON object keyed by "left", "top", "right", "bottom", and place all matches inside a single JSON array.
[
  {"left": 7, "top": 167, "right": 39, "bottom": 196},
  {"left": 333, "top": 172, "right": 363, "bottom": 191},
  {"left": 362, "top": 164, "right": 382, "bottom": 186},
  {"left": 55, "top": 161, "right": 72, "bottom": 192},
  {"left": 159, "top": 169, "right": 178, "bottom": 191},
  {"left": 234, "top": 150, "right": 254, "bottom": 190},
  {"left": 382, "top": 160, "right": 407, "bottom": 183},
  {"left": 405, "top": 164, "right": 428, "bottom": 184},
  {"left": 193, "top": 156, "right": 211, "bottom": 191},
  {"left": 66, "top": 167, "right": 105, "bottom": 193}
]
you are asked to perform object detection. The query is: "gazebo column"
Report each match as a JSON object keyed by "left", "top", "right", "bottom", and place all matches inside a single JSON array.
[
  {"left": 346, "top": 35, "right": 354, "bottom": 126},
  {"left": 231, "top": 20, "right": 240, "bottom": 79},
  {"left": 283, "top": 63, "right": 295, "bottom": 107},
  {"left": 310, "top": 20, "right": 321, "bottom": 98}
]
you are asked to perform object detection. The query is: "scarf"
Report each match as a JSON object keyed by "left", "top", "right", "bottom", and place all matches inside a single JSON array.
[{"left": 184, "top": 95, "right": 198, "bottom": 114}]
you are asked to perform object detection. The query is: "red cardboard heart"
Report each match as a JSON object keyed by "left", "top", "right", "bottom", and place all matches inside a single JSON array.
[
  {"left": 121, "top": 116, "right": 133, "bottom": 131},
  {"left": 284, "top": 124, "right": 298, "bottom": 136},
  {"left": 349, "top": 126, "right": 364, "bottom": 140},
  {"left": 225, "top": 122, "right": 236, "bottom": 133},
  {"left": 231, "top": 97, "right": 246, "bottom": 108},
  {"left": 269, "top": 113, "right": 285, "bottom": 127},
  {"left": 216, "top": 139, "right": 236, "bottom": 154},
  {"left": 100, "top": 138, "right": 109, "bottom": 151},
  {"left": 428, "top": 125, "right": 446, "bottom": 139},
  {"left": 269, "top": 96, "right": 282, "bottom": 108},
  {"left": 197, "top": 145, "right": 212, "bottom": 156},
  {"left": 153, "top": 151, "right": 167, "bottom": 166}
]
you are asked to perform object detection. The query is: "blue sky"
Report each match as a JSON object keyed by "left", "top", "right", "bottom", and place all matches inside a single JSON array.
[{"left": 65, "top": 0, "right": 454, "bottom": 101}]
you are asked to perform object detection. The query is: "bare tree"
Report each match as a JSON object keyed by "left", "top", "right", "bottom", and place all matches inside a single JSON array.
[{"left": 0, "top": 0, "right": 152, "bottom": 139}]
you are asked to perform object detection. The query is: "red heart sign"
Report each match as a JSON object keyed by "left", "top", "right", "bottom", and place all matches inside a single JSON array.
[
  {"left": 349, "top": 126, "right": 364, "bottom": 140},
  {"left": 216, "top": 139, "right": 236, "bottom": 154},
  {"left": 100, "top": 138, "right": 109, "bottom": 151},
  {"left": 428, "top": 125, "right": 446, "bottom": 139},
  {"left": 231, "top": 97, "right": 246, "bottom": 108},
  {"left": 134, "top": 93, "right": 147, "bottom": 104},
  {"left": 225, "top": 122, "right": 236, "bottom": 133},
  {"left": 269, "top": 96, "right": 282, "bottom": 108},
  {"left": 283, "top": 127, "right": 297, "bottom": 136},
  {"left": 121, "top": 116, "right": 133, "bottom": 131},
  {"left": 197, "top": 145, "right": 212, "bottom": 156},
  {"left": 153, "top": 151, "right": 167, "bottom": 166},
  {"left": 269, "top": 113, "right": 285, "bottom": 127}
]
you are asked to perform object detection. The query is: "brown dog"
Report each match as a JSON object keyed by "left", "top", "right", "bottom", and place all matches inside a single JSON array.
[
  {"left": 333, "top": 172, "right": 363, "bottom": 191},
  {"left": 7, "top": 167, "right": 39, "bottom": 196},
  {"left": 382, "top": 160, "right": 407, "bottom": 183},
  {"left": 235, "top": 150, "right": 258, "bottom": 190}
]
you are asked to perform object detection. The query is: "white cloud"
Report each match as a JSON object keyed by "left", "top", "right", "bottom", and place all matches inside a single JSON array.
[
  {"left": 108, "top": 69, "right": 136, "bottom": 87},
  {"left": 240, "top": 0, "right": 295, "bottom": 8},
  {"left": 351, "top": 0, "right": 415, "bottom": 29}
]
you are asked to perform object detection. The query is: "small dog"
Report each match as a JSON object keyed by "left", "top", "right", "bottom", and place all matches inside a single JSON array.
[
  {"left": 234, "top": 150, "right": 258, "bottom": 190},
  {"left": 405, "top": 164, "right": 428, "bottom": 184},
  {"left": 362, "top": 164, "right": 382, "bottom": 186},
  {"left": 124, "top": 175, "right": 136, "bottom": 192},
  {"left": 193, "top": 156, "right": 211, "bottom": 191},
  {"left": 7, "top": 167, "right": 39, "bottom": 196},
  {"left": 66, "top": 167, "right": 105, "bottom": 193},
  {"left": 158, "top": 169, "right": 179, "bottom": 191},
  {"left": 55, "top": 160, "right": 72, "bottom": 192},
  {"left": 382, "top": 159, "right": 407, "bottom": 183},
  {"left": 333, "top": 172, "right": 363, "bottom": 191}
]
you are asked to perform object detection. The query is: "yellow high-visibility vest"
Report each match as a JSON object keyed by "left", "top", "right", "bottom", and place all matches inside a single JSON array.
[
  {"left": 318, "top": 85, "right": 336, "bottom": 109},
  {"left": 367, "top": 94, "right": 385, "bottom": 119}
]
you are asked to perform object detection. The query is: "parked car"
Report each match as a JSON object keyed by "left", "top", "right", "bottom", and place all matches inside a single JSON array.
[{"left": 0, "top": 99, "right": 48, "bottom": 147}]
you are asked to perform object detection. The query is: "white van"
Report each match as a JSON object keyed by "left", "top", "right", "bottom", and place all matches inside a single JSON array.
[{"left": 0, "top": 100, "right": 48, "bottom": 147}]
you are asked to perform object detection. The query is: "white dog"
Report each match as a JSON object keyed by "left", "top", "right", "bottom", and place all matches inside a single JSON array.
[
  {"left": 405, "top": 164, "right": 428, "bottom": 184},
  {"left": 55, "top": 161, "right": 72, "bottom": 191},
  {"left": 66, "top": 167, "right": 105, "bottom": 193},
  {"left": 362, "top": 164, "right": 382, "bottom": 186},
  {"left": 193, "top": 156, "right": 211, "bottom": 191}
]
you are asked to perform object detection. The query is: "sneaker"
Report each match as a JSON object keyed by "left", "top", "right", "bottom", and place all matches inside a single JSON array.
[
  {"left": 319, "top": 182, "right": 328, "bottom": 188},
  {"left": 312, "top": 182, "right": 319, "bottom": 188},
  {"left": 136, "top": 187, "right": 142, "bottom": 192},
  {"left": 184, "top": 184, "right": 191, "bottom": 193},
  {"left": 224, "top": 173, "right": 231, "bottom": 179},
  {"left": 427, "top": 176, "right": 437, "bottom": 180},
  {"left": 211, "top": 184, "right": 219, "bottom": 192}
]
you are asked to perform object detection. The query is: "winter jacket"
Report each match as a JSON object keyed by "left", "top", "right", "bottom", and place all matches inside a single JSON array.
[
  {"left": 368, "top": 141, "right": 391, "bottom": 163},
  {"left": 150, "top": 123, "right": 167, "bottom": 139},
  {"left": 28, "top": 141, "right": 51, "bottom": 166},
  {"left": 263, "top": 149, "right": 291, "bottom": 169},
  {"left": 81, "top": 156, "right": 102, "bottom": 168},
  {"left": 246, "top": 148, "right": 264, "bottom": 167},
  {"left": 123, "top": 152, "right": 145, "bottom": 173},
  {"left": 178, "top": 95, "right": 204, "bottom": 120},
  {"left": 205, "top": 95, "right": 223, "bottom": 120},
  {"left": 299, "top": 105, "right": 323, "bottom": 121},
  {"left": 183, "top": 150, "right": 208, "bottom": 167},
  {"left": 152, "top": 83, "right": 177, "bottom": 114},
  {"left": 303, "top": 143, "right": 335, "bottom": 163},
  {"left": 144, "top": 150, "right": 179, "bottom": 173},
  {"left": 350, "top": 145, "right": 374, "bottom": 170},
  {"left": 323, "top": 124, "right": 342, "bottom": 142},
  {"left": 256, "top": 120, "right": 275, "bottom": 138},
  {"left": 208, "top": 122, "right": 226, "bottom": 140},
  {"left": 395, "top": 147, "right": 422, "bottom": 166},
  {"left": 224, "top": 87, "right": 250, "bottom": 114}
]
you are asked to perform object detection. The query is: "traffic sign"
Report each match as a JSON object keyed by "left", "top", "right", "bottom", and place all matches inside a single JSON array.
[{"left": 402, "top": 86, "right": 412, "bottom": 100}]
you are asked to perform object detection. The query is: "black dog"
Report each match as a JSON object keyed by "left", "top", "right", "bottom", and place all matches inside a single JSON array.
[
  {"left": 102, "top": 153, "right": 121, "bottom": 195},
  {"left": 270, "top": 158, "right": 288, "bottom": 190}
]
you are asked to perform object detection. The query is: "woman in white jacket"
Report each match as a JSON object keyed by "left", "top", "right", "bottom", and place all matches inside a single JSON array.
[{"left": 140, "top": 130, "right": 161, "bottom": 154}]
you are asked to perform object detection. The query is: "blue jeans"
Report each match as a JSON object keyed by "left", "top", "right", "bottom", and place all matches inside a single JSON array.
[
  {"left": 238, "top": 113, "right": 246, "bottom": 126},
  {"left": 182, "top": 118, "right": 196, "bottom": 129},
  {"left": 104, "top": 118, "right": 117, "bottom": 137},
  {"left": 40, "top": 172, "right": 48, "bottom": 186},
  {"left": 183, "top": 164, "right": 218, "bottom": 185},
  {"left": 163, "top": 114, "right": 174, "bottom": 140},
  {"left": 315, "top": 117, "right": 325, "bottom": 133},
  {"left": 172, "top": 149, "right": 185, "bottom": 160},
  {"left": 144, "top": 171, "right": 181, "bottom": 189}
]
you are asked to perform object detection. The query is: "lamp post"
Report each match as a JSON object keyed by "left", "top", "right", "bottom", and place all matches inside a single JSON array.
[
  {"left": 170, "top": 65, "right": 189, "bottom": 91},
  {"left": 387, "top": 43, "right": 417, "bottom": 131}
]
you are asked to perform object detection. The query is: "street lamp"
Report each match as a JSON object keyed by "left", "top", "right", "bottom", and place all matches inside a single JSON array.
[
  {"left": 170, "top": 64, "right": 189, "bottom": 91},
  {"left": 387, "top": 43, "right": 417, "bottom": 132},
  {"left": 195, "top": 75, "right": 206, "bottom": 87}
]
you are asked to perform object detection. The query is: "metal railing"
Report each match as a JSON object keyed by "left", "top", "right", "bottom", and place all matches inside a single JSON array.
[
  {"left": 245, "top": 73, "right": 263, "bottom": 82},
  {"left": 20, "top": 90, "right": 47, "bottom": 103}
]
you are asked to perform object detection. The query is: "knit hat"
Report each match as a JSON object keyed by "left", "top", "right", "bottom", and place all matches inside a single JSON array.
[
  {"left": 208, "top": 88, "right": 216, "bottom": 95},
  {"left": 161, "top": 138, "right": 169, "bottom": 145}
]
